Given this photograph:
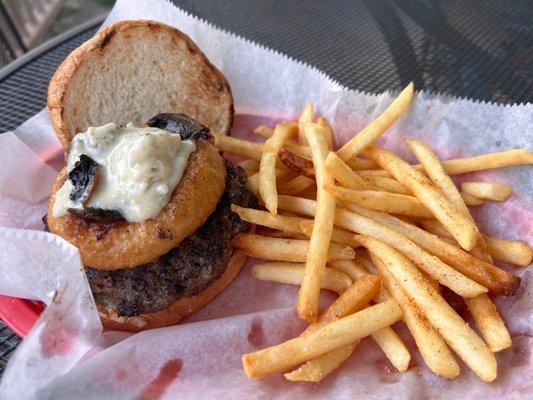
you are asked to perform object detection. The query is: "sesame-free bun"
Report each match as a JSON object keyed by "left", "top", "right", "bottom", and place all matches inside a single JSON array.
[
  {"left": 99, "top": 250, "right": 247, "bottom": 331},
  {"left": 48, "top": 19, "right": 233, "bottom": 151}
]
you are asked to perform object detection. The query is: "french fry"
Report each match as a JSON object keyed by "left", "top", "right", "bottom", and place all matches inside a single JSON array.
[
  {"left": 298, "top": 101, "right": 314, "bottom": 145},
  {"left": 357, "top": 149, "right": 533, "bottom": 178},
  {"left": 328, "top": 259, "right": 369, "bottom": 282},
  {"left": 278, "top": 175, "right": 315, "bottom": 196},
  {"left": 237, "top": 159, "right": 260, "bottom": 176},
  {"left": 284, "top": 346, "right": 354, "bottom": 382},
  {"left": 328, "top": 259, "right": 411, "bottom": 372},
  {"left": 370, "top": 254, "right": 460, "bottom": 379},
  {"left": 483, "top": 235, "right": 532, "bottom": 267},
  {"left": 357, "top": 235, "right": 497, "bottom": 382},
  {"left": 402, "top": 140, "right": 515, "bottom": 353},
  {"left": 242, "top": 300, "right": 402, "bottom": 379},
  {"left": 233, "top": 234, "right": 354, "bottom": 262},
  {"left": 285, "top": 143, "right": 313, "bottom": 158},
  {"left": 297, "top": 123, "right": 336, "bottom": 322},
  {"left": 247, "top": 169, "right": 288, "bottom": 196},
  {"left": 325, "top": 152, "right": 375, "bottom": 190},
  {"left": 279, "top": 195, "right": 486, "bottom": 297},
  {"left": 278, "top": 149, "right": 315, "bottom": 178},
  {"left": 345, "top": 157, "right": 380, "bottom": 170},
  {"left": 336, "top": 82, "right": 414, "bottom": 161},
  {"left": 363, "top": 176, "right": 411, "bottom": 195},
  {"left": 461, "top": 192, "right": 485, "bottom": 206},
  {"left": 285, "top": 275, "right": 380, "bottom": 381},
  {"left": 464, "top": 294, "right": 512, "bottom": 352},
  {"left": 365, "top": 146, "right": 479, "bottom": 250},
  {"left": 461, "top": 182, "right": 512, "bottom": 202},
  {"left": 358, "top": 169, "right": 392, "bottom": 178},
  {"left": 251, "top": 263, "right": 352, "bottom": 295},
  {"left": 339, "top": 201, "right": 520, "bottom": 295},
  {"left": 254, "top": 125, "right": 274, "bottom": 139},
  {"left": 317, "top": 117, "right": 335, "bottom": 150},
  {"left": 300, "top": 220, "right": 360, "bottom": 249},
  {"left": 231, "top": 205, "right": 306, "bottom": 234},
  {"left": 420, "top": 219, "right": 532, "bottom": 267},
  {"left": 435, "top": 149, "right": 533, "bottom": 175},
  {"left": 257, "top": 229, "right": 308, "bottom": 240},
  {"left": 213, "top": 132, "right": 265, "bottom": 161},
  {"left": 260, "top": 123, "right": 298, "bottom": 214},
  {"left": 406, "top": 139, "right": 471, "bottom": 217},
  {"left": 327, "top": 185, "right": 434, "bottom": 218}
]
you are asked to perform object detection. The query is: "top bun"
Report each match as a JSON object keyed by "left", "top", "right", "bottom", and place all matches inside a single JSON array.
[{"left": 48, "top": 19, "right": 233, "bottom": 150}]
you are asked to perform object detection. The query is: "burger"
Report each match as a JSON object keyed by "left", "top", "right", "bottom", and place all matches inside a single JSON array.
[{"left": 44, "top": 20, "right": 257, "bottom": 331}]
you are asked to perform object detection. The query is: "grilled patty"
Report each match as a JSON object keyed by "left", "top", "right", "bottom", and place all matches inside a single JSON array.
[{"left": 85, "top": 160, "right": 257, "bottom": 317}]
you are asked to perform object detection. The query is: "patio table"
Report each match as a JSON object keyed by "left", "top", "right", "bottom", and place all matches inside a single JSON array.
[{"left": 0, "top": 0, "right": 531, "bottom": 377}]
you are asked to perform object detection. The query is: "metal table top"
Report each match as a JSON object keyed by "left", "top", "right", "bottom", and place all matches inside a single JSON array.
[{"left": 0, "top": 0, "right": 531, "bottom": 378}]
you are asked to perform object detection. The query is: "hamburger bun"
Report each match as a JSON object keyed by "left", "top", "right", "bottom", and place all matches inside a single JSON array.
[{"left": 48, "top": 19, "right": 233, "bottom": 151}]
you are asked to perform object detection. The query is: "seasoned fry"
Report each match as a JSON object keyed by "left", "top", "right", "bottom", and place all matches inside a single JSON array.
[
  {"left": 247, "top": 169, "right": 288, "bottom": 196},
  {"left": 328, "top": 259, "right": 369, "bottom": 282},
  {"left": 483, "top": 235, "right": 532, "bottom": 267},
  {"left": 242, "top": 300, "right": 402, "bottom": 379},
  {"left": 370, "top": 254, "right": 460, "bottom": 379},
  {"left": 420, "top": 219, "right": 532, "bottom": 267},
  {"left": 336, "top": 82, "right": 414, "bottom": 161},
  {"left": 284, "top": 346, "right": 355, "bottom": 382},
  {"left": 363, "top": 176, "right": 411, "bottom": 195},
  {"left": 278, "top": 149, "right": 315, "bottom": 178},
  {"left": 358, "top": 169, "right": 392, "bottom": 178},
  {"left": 285, "top": 275, "right": 381, "bottom": 381},
  {"left": 231, "top": 205, "right": 306, "bottom": 234},
  {"left": 213, "top": 132, "right": 264, "bottom": 161},
  {"left": 345, "top": 157, "right": 380, "bottom": 170},
  {"left": 237, "top": 159, "right": 260, "bottom": 176},
  {"left": 365, "top": 146, "right": 479, "bottom": 250},
  {"left": 278, "top": 175, "right": 315, "bottom": 196},
  {"left": 300, "top": 220, "right": 360, "bottom": 249},
  {"left": 251, "top": 263, "right": 352, "bottom": 295},
  {"left": 357, "top": 235, "right": 497, "bottom": 382},
  {"left": 461, "top": 192, "right": 485, "bottom": 206},
  {"left": 298, "top": 101, "right": 314, "bottom": 145},
  {"left": 406, "top": 139, "right": 471, "bottom": 217},
  {"left": 435, "top": 149, "right": 533, "bottom": 175},
  {"left": 464, "top": 294, "right": 512, "bottom": 352},
  {"left": 285, "top": 143, "right": 312, "bottom": 158},
  {"left": 461, "top": 182, "right": 512, "bottom": 202},
  {"left": 260, "top": 123, "right": 298, "bottom": 214},
  {"left": 254, "top": 125, "right": 274, "bottom": 139},
  {"left": 233, "top": 234, "right": 354, "bottom": 262},
  {"left": 339, "top": 201, "right": 520, "bottom": 295},
  {"left": 328, "top": 259, "right": 412, "bottom": 372},
  {"left": 325, "top": 152, "right": 375, "bottom": 190},
  {"left": 297, "top": 123, "right": 336, "bottom": 322},
  {"left": 317, "top": 117, "right": 335, "bottom": 150},
  {"left": 327, "top": 185, "right": 433, "bottom": 218},
  {"left": 279, "top": 195, "right": 486, "bottom": 297}
]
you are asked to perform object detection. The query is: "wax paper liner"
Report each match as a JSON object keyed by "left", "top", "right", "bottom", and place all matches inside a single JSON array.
[{"left": 0, "top": 0, "right": 531, "bottom": 398}]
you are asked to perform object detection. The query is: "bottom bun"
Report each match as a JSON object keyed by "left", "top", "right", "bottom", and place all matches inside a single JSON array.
[{"left": 99, "top": 250, "right": 248, "bottom": 332}]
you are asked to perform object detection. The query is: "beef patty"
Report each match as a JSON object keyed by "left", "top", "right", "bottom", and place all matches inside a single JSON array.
[{"left": 85, "top": 160, "right": 257, "bottom": 317}]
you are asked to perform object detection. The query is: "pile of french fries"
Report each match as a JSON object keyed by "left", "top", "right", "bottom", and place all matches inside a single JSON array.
[{"left": 213, "top": 82, "right": 533, "bottom": 383}]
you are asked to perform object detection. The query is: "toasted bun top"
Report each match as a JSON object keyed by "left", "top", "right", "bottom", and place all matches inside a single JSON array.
[{"left": 48, "top": 19, "right": 233, "bottom": 150}]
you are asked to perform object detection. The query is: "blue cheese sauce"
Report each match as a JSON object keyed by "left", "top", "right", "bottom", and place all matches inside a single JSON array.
[{"left": 53, "top": 123, "right": 196, "bottom": 222}]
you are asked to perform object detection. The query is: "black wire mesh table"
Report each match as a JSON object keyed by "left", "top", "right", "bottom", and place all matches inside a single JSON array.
[{"left": 0, "top": 0, "right": 531, "bottom": 377}]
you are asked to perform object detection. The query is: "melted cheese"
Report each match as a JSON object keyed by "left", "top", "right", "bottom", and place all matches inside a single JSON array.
[{"left": 53, "top": 123, "right": 196, "bottom": 222}]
